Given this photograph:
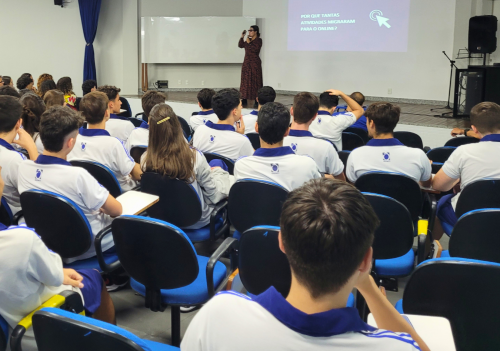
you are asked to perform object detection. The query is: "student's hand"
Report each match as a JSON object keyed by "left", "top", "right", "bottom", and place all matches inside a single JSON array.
[
  {"left": 451, "top": 128, "right": 464, "bottom": 137},
  {"left": 63, "top": 269, "right": 84, "bottom": 288},
  {"left": 12, "top": 128, "right": 39, "bottom": 160},
  {"left": 211, "top": 167, "right": 222, "bottom": 171},
  {"left": 326, "top": 89, "right": 343, "bottom": 96},
  {"left": 236, "top": 117, "right": 246, "bottom": 134},
  {"left": 355, "top": 262, "right": 376, "bottom": 296},
  {"left": 0, "top": 167, "right": 5, "bottom": 197}
]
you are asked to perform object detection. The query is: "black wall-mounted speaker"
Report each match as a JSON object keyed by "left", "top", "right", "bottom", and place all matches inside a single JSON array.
[
  {"left": 54, "top": 0, "right": 63, "bottom": 6},
  {"left": 469, "top": 15, "right": 498, "bottom": 54}
]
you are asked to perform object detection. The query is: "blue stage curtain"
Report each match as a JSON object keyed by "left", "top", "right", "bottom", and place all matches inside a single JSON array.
[{"left": 78, "top": 0, "right": 102, "bottom": 81}]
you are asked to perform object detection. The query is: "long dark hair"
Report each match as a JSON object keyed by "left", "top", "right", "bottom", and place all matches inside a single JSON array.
[
  {"left": 19, "top": 93, "right": 46, "bottom": 137},
  {"left": 39, "top": 80, "right": 57, "bottom": 99},
  {"left": 56, "top": 77, "right": 74, "bottom": 95},
  {"left": 251, "top": 25, "right": 261, "bottom": 37}
]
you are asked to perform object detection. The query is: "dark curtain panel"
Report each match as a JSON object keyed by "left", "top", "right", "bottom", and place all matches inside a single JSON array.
[{"left": 79, "top": 0, "right": 102, "bottom": 81}]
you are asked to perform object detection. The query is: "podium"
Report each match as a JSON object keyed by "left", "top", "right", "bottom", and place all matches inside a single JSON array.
[{"left": 453, "top": 65, "right": 500, "bottom": 117}]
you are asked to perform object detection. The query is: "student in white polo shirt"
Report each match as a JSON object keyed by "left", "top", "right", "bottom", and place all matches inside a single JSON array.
[
  {"left": 193, "top": 88, "right": 253, "bottom": 162},
  {"left": 348, "top": 92, "right": 368, "bottom": 131},
  {"left": 17, "top": 106, "right": 123, "bottom": 263},
  {"left": 234, "top": 102, "right": 321, "bottom": 191},
  {"left": 284, "top": 92, "right": 345, "bottom": 180},
  {"left": 97, "top": 85, "right": 137, "bottom": 143},
  {"left": 309, "top": 90, "right": 365, "bottom": 151},
  {"left": 433, "top": 102, "right": 500, "bottom": 239},
  {"left": 68, "top": 92, "right": 142, "bottom": 192},
  {"left": 125, "top": 90, "right": 166, "bottom": 152},
  {"left": 182, "top": 179, "right": 429, "bottom": 351},
  {"left": 346, "top": 102, "right": 432, "bottom": 186},
  {"left": 243, "top": 86, "right": 276, "bottom": 134},
  {"left": 190, "top": 88, "right": 218, "bottom": 131},
  {"left": 0, "top": 96, "right": 39, "bottom": 215}
]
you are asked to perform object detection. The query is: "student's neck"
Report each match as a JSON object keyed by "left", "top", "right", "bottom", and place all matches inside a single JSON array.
[
  {"left": 286, "top": 274, "right": 351, "bottom": 314},
  {"left": 260, "top": 140, "right": 284, "bottom": 149},
  {"left": 291, "top": 121, "right": 309, "bottom": 131},
  {"left": 257, "top": 104, "right": 262, "bottom": 111},
  {"left": 43, "top": 150, "right": 69, "bottom": 160},
  {"left": 218, "top": 117, "right": 235, "bottom": 126},
  {"left": 373, "top": 132, "right": 394, "bottom": 139},
  {"left": 0, "top": 129, "right": 18, "bottom": 144},
  {"left": 319, "top": 107, "right": 334, "bottom": 115},
  {"left": 88, "top": 121, "right": 106, "bottom": 130},
  {"left": 201, "top": 108, "right": 212, "bottom": 112}
]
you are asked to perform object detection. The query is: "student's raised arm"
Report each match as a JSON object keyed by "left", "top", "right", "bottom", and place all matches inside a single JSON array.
[
  {"left": 326, "top": 89, "right": 364, "bottom": 120},
  {"left": 130, "top": 163, "right": 143, "bottom": 181},
  {"left": 12, "top": 128, "right": 39, "bottom": 160},
  {"left": 100, "top": 194, "right": 122, "bottom": 217}
]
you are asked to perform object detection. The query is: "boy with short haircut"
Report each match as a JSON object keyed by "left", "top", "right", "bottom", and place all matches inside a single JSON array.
[
  {"left": 190, "top": 88, "right": 218, "bottom": 131},
  {"left": 309, "top": 90, "right": 365, "bottom": 151},
  {"left": 0, "top": 96, "right": 39, "bottom": 215},
  {"left": 346, "top": 102, "right": 432, "bottom": 186},
  {"left": 234, "top": 102, "right": 321, "bottom": 191},
  {"left": 68, "top": 91, "right": 142, "bottom": 191},
  {"left": 182, "top": 178, "right": 428, "bottom": 351},
  {"left": 433, "top": 102, "right": 500, "bottom": 238},
  {"left": 16, "top": 73, "right": 34, "bottom": 91},
  {"left": 125, "top": 90, "right": 166, "bottom": 152},
  {"left": 43, "top": 90, "right": 65, "bottom": 108},
  {"left": 348, "top": 92, "right": 368, "bottom": 131},
  {"left": 193, "top": 88, "right": 253, "bottom": 162},
  {"left": 283, "top": 92, "right": 345, "bottom": 180},
  {"left": 97, "top": 85, "right": 135, "bottom": 143},
  {"left": 82, "top": 79, "right": 97, "bottom": 96},
  {"left": 18, "top": 106, "right": 123, "bottom": 263},
  {"left": 243, "top": 86, "right": 276, "bottom": 134}
]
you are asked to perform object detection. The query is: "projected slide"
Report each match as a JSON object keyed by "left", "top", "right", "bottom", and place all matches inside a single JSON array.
[{"left": 288, "top": 0, "right": 411, "bottom": 52}]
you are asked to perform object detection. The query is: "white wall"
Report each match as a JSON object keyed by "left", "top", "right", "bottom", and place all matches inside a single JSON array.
[{"left": 243, "top": 0, "right": 457, "bottom": 102}]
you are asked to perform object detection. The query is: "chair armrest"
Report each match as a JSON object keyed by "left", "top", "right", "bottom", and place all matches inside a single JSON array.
[
  {"left": 12, "top": 211, "right": 23, "bottom": 226},
  {"left": 94, "top": 225, "right": 121, "bottom": 273},
  {"left": 10, "top": 292, "right": 83, "bottom": 351},
  {"left": 210, "top": 199, "right": 228, "bottom": 241},
  {"left": 206, "top": 237, "right": 238, "bottom": 298},
  {"left": 427, "top": 194, "right": 437, "bottom": 242}
]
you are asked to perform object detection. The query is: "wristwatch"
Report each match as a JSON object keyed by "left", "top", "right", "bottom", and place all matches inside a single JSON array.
[{"left": 463, "top": 128, "right": 471, "bottom": 137}]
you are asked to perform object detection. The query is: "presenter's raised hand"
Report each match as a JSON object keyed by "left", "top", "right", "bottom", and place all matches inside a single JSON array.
[{"left": 241, "top": 30, "right": 247, "bottom": 38}]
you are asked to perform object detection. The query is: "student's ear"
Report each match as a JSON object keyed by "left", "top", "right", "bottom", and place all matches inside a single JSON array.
[
  {"left": 278, "top": 231, "right": 286, "bottom": 254},
  {"left": 198, "top": 102, "right": 202, "bottom": 109},
  {"left": 290, "top": 106, "right": 294, "bottom": 116},
  {"left": 15, "top": 119, "right": 22, "bottom": 131},
  {"left": 256, "top": 97, "right": 259, "bottom": 104},
  {"left": 283, "top": 126, "right": 290, "bottom": 137},
  {"left": 311, "top": 113, "right": 318, "bottom": 122},
  {"left": 359, "top": 247, "right": 373, "bottom": 274},
  {"left": 471, "top": 125, "right": 481, "bottom": 137},
  {"left": 255, "top": 123, "right": 259, "bottom": 134}
]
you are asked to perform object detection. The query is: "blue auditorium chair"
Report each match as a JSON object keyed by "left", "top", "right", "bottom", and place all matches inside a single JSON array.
[
  {"left": 178, "top": 116, "right": 193, "bottom": 142},
  {"left": 394, "top": 258, "right": 500, "bottom": 351},
  {"left": 444, "top": 136, "right": 479, "bottom": 147},
  {"left": 338, "top": 150, "right": 351, "bottom": 175},
  {"left": 341, "top": 132, "right": 364, "bottom": 151},
  {"left": 101, "top": 215, "right": 237, "bottom": 347},
  {"left": 246, "top": 133, "right": 261, "bottom": 150},
  {"left": 130, "top": 146, "right": 148, "bottom": 164},
  {"left": 70, "top": 160, "right": 125, "bottom": 198},
  {"left": 19, "top": 190, "right": 120, "bottom": 271},
  {"left": 202, "top": 153, "right": 235, "bottom": 174},
  {"left": 140, "top": 172, "right": 229, "bottom": 244},
  {"left": 32, "top": 308, "right": 179, "bottom": 351},
  {"left": 344, "top": 127, "right": 369, "bottom": 144},
  {"left": 393, "top": 131, "right": 424, "bottom": 150},
  {"left": 0, "top": 315, "right": 7, "bottom": 351},
  {"left": 426, "top": 146, "right": 456, "bottom": 174}
]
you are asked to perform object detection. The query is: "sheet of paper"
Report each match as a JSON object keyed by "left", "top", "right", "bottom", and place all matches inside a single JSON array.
[{"left": 116, "top": 191, "right": 159, "bottom": 215}]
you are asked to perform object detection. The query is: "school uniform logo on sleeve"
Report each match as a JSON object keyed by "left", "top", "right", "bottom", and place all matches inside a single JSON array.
[
  {"left": 383, "top": 152, "right": 391, "bottom": 162},
  {"left": 210, "top": 135, "right": 216, "bottom": 143},
  {"left": 81, "top": 142, "right": 87, "bottom": 151},
  {"left": 271, "top": 163, "right": 280, "bottom": 174},
  {"left": 35, "top": 169, "right": 43, "bottom": 181},
  {"left": 203, "top": 119, "right": 207, "bottom": 124},
  {"left": 291, "top": 143, "right": 298, "bottom": 152},
  {"left": 318, "top": 117, "right": 322, "bottom": 124}
]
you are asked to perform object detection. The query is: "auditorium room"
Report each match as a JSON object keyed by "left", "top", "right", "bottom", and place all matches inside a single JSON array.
[{"left": 1, "top": 0, "right": 500, "bottom": 350}]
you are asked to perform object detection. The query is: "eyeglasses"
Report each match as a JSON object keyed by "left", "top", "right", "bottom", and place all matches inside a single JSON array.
[{"left": 248, "top": 29, "right": 255, "bottom": 32}]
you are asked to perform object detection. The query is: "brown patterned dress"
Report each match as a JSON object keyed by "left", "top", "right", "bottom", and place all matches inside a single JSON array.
[{"left": 239, "top": 37, "right": 263, "bottom": 100}]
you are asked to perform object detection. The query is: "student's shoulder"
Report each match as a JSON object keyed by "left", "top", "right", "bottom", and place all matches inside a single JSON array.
[
  {"left": 0, "top": 148, "right": 27, "bottom": 162},
  {"left": 293, "top": 153, "right": 320, "bottom": 166},
  {"left": 0, "top": 226, "right": 40, "bottom": 245},
  {"left": 358, "top": 329, "right": 420, "bottom": 349}
]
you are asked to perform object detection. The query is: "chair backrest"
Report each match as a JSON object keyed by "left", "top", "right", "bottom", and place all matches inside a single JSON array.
[
  {"left": 112, "top": 216, "right": 199, "bottom": 290},
  {"left": 455, "top": 179, "right": 500, "bottom": 218},
  {"left": 427, "top": 146, "right": 456, "bottom": 173},
  {"left": 402, "top": 258, "right": 500, "bottom": 351},
  {"left": 130, "top": 146, "right": 147, "bottom": 164},
  {"left": 0, "top": 197, "right": 12, "bottom": 227},
  {"left": 363, "top": 193, "right": 414, "bottom": 260},
  {"left": 203, "top": 153, "right": 235, "bottom": 175},
  {"left": 344, "top": 127, "right": 369, "bottom": 143},
  {"left": 444, "top": 136, "right": 479, "bottom": 147},
  {"left": 70, "top": 160, "right": 122, "bottom": 198},
  {"left": 178, "top": 116, "right": 193, "bottom": 140},
  {"left": 338, "top": 151, "right": 350, "bottom": 174},
  {"left": 33, "top": 309, "right": 152, "bottom": 351},
  {"left": 118, "top": 97, "right": 132, "bottom": 117},
  {"left": 393, "top": 131, "right": 423, "bottom": 150},
  {"left": 449, "top": 209, "right": 500, "bottom": 263},
  {"left": 20, "top": 190, "right": 92, "bottom": 259},
  {"left": 0, "top": 314, "right": 7, "bottom": 351},
  {"left": 135, "top": 112, "right": 147, "bottom": 123},
  {"left": 239, "top": 226, "right": 291, "bottom": 297},
  {"left": 341, "top": 132, "right": 364, "bottom": 151},
  {"left": 140, "top": 172, "right": 201, "bottom": 227},
  {"left": 128, "top": 118, "right": 145, "bottom": 128},
  {"left": 246, "top": 133, "right": 261, "bottom": 150},
  {"left": 355, "top": 172, "right": 423, "bottom": 221},
  {"left": 228, "top": 180, "right": 289, "bottom": 233}
]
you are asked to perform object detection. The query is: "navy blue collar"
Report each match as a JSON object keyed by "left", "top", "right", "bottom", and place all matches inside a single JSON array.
[
  {"left": 289, "top": 129, "right": 313, "bottom": 137},
  {"left": 110, "top": 114, "right": 130, "bottom": 121},
  {"left": 366, "top": 138, "right": 404, "bottom": 147},
  {"left": 481, "top": 134, "right": 500, "bottom": 142},
  {"left": 205, "top": 121, "right": 235, "bottom": 132},
  {"left": 139, "top": 122, "right": 149, "bottom": 130},
  {"left": 79, "top": 127, "right": 110, "bottom": 137},
  {"left": 254, "top": 287, "right": 376, "bottom": 337},
  {"left": 0, "top": 138, "right": 17, "bottom": 152},
  {"left": 35, "top": 155, "right": 72, "bottom": 166},
  {"left": 317, "top": 110, "right": 331, "bottom": 116},
  {"left": 253, "top": 146, "right": 295, "bottom": 157},
  {"left": 198, "top": 110, "right": 214, "bottom": 116},
  {"left": 250, "top": 110, "right": 258, "bottom": 116}
]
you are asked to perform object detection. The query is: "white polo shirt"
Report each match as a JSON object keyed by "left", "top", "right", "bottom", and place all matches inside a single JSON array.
[
  {"left": 0, "top": 139, "right": 27, "bottom": 214},
  {"left": 442, "top": 134, "right": 500, "bottom": 208},
  {"left": 243, "top": 110, "right": 259, "bottom": 134},
  {"left": 17, "top": 155, "right": 114, "bottom": 262},
  {"left": 68, "top": 128, "right": 137, "bottom": 192},
  {"left": 284, "top": 130, "right": 344, "bottom": 176},
  {"left": 190, "top": 110, "right": 219, "bottom": 131},
  {"left": 105, "top": 114, "right": 136, "bottom": 143},
  {"left": 234, "top": 146, "right": 321, "bottom": 191},
  {"left": 125, "top": 125, "right": 149, "bottom": 152},
  {"left": 33, "top": 132, "right": 44, "bottom": 154},
  {"left": 346, "top": 138, "right": 432, "bottom": 183},
  {"left": 181, "top": 288, "right": 420, "bottom": 351},
  {"left": 309, "top": 111, "right": 357, "bottom": 151},
  {"left": 193, "top": 121, "right": 254, "bottom": 162}
]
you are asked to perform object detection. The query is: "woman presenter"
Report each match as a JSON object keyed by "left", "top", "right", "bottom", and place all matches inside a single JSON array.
[{"left": 238, "top": 25, "right": 263, "bottom": 109}]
